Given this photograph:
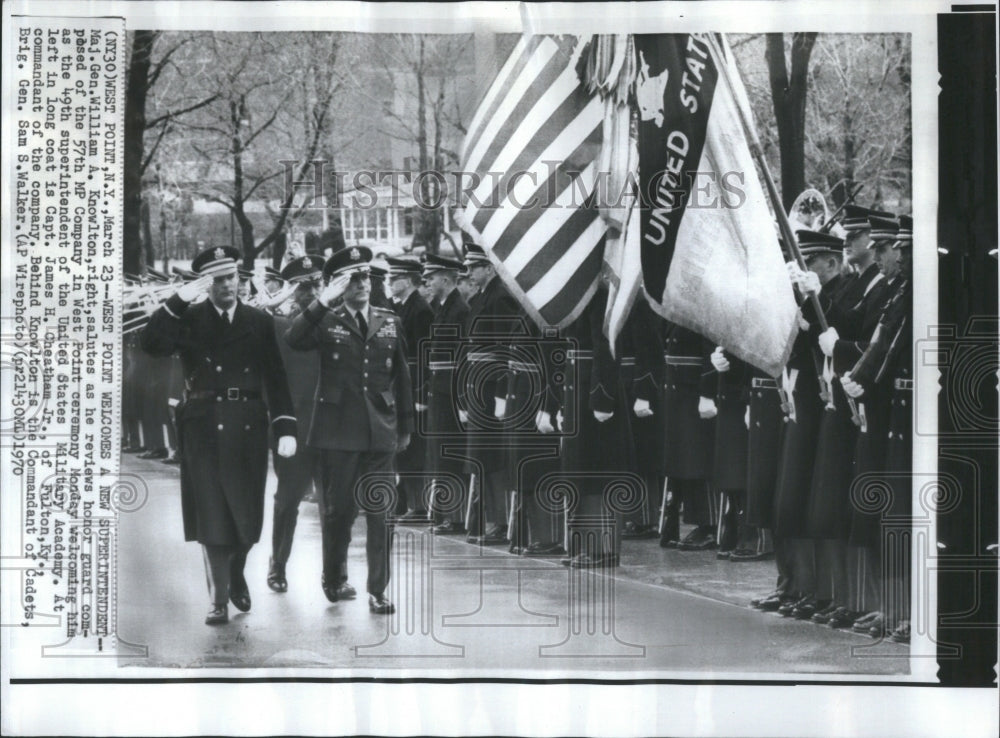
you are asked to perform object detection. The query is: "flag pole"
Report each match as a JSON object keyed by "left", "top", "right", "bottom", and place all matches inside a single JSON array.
[{"left": 707, "top": 33, "right": 829, "bottom": 334}]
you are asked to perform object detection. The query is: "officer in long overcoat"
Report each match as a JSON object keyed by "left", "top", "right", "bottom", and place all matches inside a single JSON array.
[
  {"left": 141, "top": 246, "right": 297, "bottom": 625},
  {"left": 285, "top": 246, "right": 414, "bottom": 615}
]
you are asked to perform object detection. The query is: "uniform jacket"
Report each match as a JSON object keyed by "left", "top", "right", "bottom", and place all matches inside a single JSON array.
[
  {"left": 285, "top": 300, "right": 414, "bottom": 452},
  {"left": 274, "top": 311, "right": 320, "bottom": 444},
  {"left": 140, "top": 294, "right": 296, "bottom": 545},
  {"left": 459, "top": 274, "right": 523, "bottom": 413},
  {"left": 393, "top": 289, "right": 435, "bottom": 405}
]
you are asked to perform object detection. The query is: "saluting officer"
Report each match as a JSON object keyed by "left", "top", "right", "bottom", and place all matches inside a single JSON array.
[
  {"left": 421, "top": 255, "right": 472, "bottom": 535},
  {"left": 386, "top": 256, "right": 435, "bottom": 521},
  {"left": 266, "top": 254, "right": 325, "bottom": 594},
  {"left": 285, "top": 246, "right": 413, "bottom": 615},
  {"left": 141, "top": 246, "right": 298, "bottom": 625}
]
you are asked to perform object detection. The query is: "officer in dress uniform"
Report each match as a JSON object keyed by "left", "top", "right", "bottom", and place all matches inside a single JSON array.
[
  {"left": 659, "top": 321, "right": 717, "bottom": 550},
  {"left": 265, "top": 255, "right": 325, "bottom": 593},
  {"left": 458, "top": 242, "right": 521, "bottom": 545},
  {"left": 620, "top": 300, "right": 665, "bottom": 541},
  {"left": 141, "top": 246, "right": 298, "bottom": 625},
  {"left": 772, "top": 230, "right": 843, "bottom": 619},
  {"left": 558, "top": 285, "right": 637, "bottom": 568},
  {"left": 386, "top": 256, "right": 435, "bottom": 521},
  {"left": 285, "top": 246, "right": 414, "bottom": 615},
  {"left": 421, "top": 255, "right": 472, "bottom": 535},
  {"left": 820, "top": 214, "right": 901, "bottom": 629},
  {"left": 843, "top": 215, "right": 913, "bottom": 642},
  {"left": 705, "top": 346, "right": 752, "bottom": 558}
]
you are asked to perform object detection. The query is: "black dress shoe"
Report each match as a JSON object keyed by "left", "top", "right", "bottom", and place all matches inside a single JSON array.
[
  {"left": 889, "top": 620, "right": 910, "bottom": 644},
  {"left": 161, "top": 452, "right": 181, "bottom": 465},
  {"left": 322, "top": 578, "right": 339, "bottom": 603},
  {"left": 138, "top": 447, "right": 168, "bottom": 460},
  {"left": 622, "top": 522, "right": 658, "bottom": 540},
  {"left": 828, "top": 608, "right": 862, "bottom": 629},
  {"left": 792, "top": 598, "right": 829, "bottom": 620},
  {"left": 677, "top": 527, "right": 717, "bottom": 551},
  {"left": 335, "top": 582, "right": 356, "bottom": 600},
  {"left": 205, "top": 604, "right": 229, "bottom": 625},
  {"left": 756, "top": 593, "right": 792, "bottom": 612},
  {"left": 522, "top": 542, "right": 567, "bottom": 558},
  {"left": 122, "top": 445, "right": 146, "bottom": 454},
  {"left": 432, "top": 520, "right": 465, "bottom": 535},
  {"left": 779, "top": 595, "right": 810, "bottom": 617},
  {"left": 811, "top": 602, "right": 840, "bottom": 624},
  {"left": 229, "top": 587, "right": 251, "bottom": 613},
  {"left": 852, "top": 611, "right": 880, "bottom": 633},
  {"left": 716, "top": 549, "right": 732, "bottom": 560},
  {"left": 395, "top": 509, "right": 430, "bottom": 525},
  {"left": 866, "top": 614, "right": 887, "bottom": 638},
  {"left": 267, "top": 558, "right": 287, "bottom": 593},
  {"left": 567, "top": 552, "right": 620, "bottom": 569},
  {"left": 729, "top": 548, "right": 775, "bottom": 562},
  {"left": 479, "top": 529, "right": 509, "bottom": 545},
  {"left": 369, "top": 593, "right": 395, "bottom": 614}
]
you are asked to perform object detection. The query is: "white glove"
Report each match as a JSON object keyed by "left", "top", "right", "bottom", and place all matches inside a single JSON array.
[
  {"left": 318, "top": 274, "right": 350, "bottom": 307},
  {"left": 494, "top": 397, "right": 506, "bottom": 420},
  {"left": 786, "top": 260, "right": 805, "bottom": 285},
  {"left": 744, "top": 405, "right": 750, "bottom": 429},
  {"left": 556, "top": 409, "right": 564, "bottom": 431},
  {"left": 841, "top": 372, "right": 865, "bottom": 399},
  {"left": 698, "top": 396, "right": 718, "bottom": 419},
  {"left": 798, "top": 270, "right": 821, "bottom": 295},
  {"left": 593, "top": 409, "right": 614, "bottom": 423},
  {"left": 633, "top": 398, "right": 653, "bottom": 418},
  {"left": 414, "top": 403, "right": 428, "bottom": 412},
  {"left": 276, "top": 436, "right": 297, "bottom": 458},
  {"left": 535, "top": 410, "right": 555, "bottom": 434},
  {"left": 176, "top": 275, "right": 211, "bottom": 303},
  {"left": 458, "top": 408, "right": 469, "bottom": 424},
  {"left": 818, "top": 327, "right": 839, "bottom": 357},
  {"left": 710, "top": 346, "right": 730, "bottom": 373},
  {"left": 397, "top": 432, "right": 411, "bottom": 451}
]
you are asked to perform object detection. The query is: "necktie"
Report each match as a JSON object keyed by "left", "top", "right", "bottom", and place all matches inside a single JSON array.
[
  {"left": 356, "top": 311, "right": 367, "bottom": 336},
  {"left": 222, "top": 310, "right": 231, "bottom": 326}
]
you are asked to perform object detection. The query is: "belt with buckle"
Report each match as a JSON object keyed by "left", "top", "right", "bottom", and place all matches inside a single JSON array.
[
  {"left": 894, "top": 378, "right": 914, "bottom": 391},
  {"left": 664, "top": 354, "right": 702, "bottom": 366},
  {"left": 187, "top": 388, "right": 262, "bottom": 402},
  {"left": 752, "top": 377, "right": 779, "bottom": 390}
]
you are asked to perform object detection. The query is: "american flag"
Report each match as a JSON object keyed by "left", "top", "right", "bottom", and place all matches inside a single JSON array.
[{"left": 457, "top": 35, "right": 607, "bottom": 329}]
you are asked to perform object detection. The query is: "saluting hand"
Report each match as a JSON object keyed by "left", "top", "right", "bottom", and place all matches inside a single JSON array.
[
  {"left": 177, "top": 275, "right": 212, "bottom": 303},
  {"left": 318, "top": 274, "right": 350, "bottom": 307},
  {"left": 710, "top": 346, "right": 730, "bottom": 373},
  {"left": 276, "top": 436, "right": 297, "bottom": 458}
]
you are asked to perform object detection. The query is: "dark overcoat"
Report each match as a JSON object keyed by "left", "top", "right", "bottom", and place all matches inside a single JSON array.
[
  {"left": 661, "top": 322, "right": 715, "bottom": 480},
  {"left": 141, "top": 295, "right": 296, "bottom": 546}
]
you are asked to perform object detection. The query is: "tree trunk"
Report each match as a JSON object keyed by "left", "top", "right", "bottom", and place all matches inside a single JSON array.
[
  {"left": 765, "top": 32, "right": 817, "bottom": 212},
  {"left": 140, "top": 198, "right": 154, "bottom": 267},
  {"left": 123, "top": 31, "right": 157, "bottom": 276}
]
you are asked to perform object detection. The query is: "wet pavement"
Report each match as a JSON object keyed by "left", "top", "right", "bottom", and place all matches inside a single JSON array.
[{"left": 117, "top": 454, "right": 908, "bottom": 675}]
